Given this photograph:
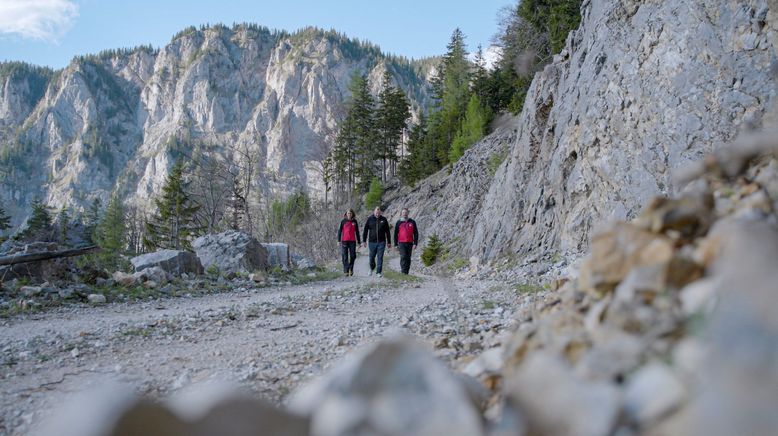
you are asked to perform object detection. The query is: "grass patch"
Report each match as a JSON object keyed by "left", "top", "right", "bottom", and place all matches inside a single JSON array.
[
  {"left": 514, "top": 283, "right": 545, "bottom": 294},
  {"left": 482, "top": 300, "right": 496, "bottom": 310},
  {"left": 382, "top": 270, "right": 423, "bottom": 283},
  {"left": 448, "top": 257, "right": 469, "bottom": 272},
  {"left": 487, "top": 147, "right": 509, "bottom": 177}
]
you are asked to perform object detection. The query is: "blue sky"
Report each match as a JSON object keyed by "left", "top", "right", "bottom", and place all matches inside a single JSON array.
[{"left": 0, "top": 0, "right": 510, "bottom": 69}]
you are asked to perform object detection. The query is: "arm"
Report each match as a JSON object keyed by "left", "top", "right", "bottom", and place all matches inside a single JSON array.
[
  {"left": 362, "top": 218, "right": 369, "bottom": 244},
  {"left": 413, "top": 220, "right": 419, "bottom": 246},
  {"left": 384, "top": 219, "right": 392, "bottom": 246},
  {"left": 337, "top": 220, "right": 344, "bottom": 242},
  {"left": 355, "top": 220, "right": 361, "bottom": 244},
  {"left": 394, "top": 221, "right": 400, "bottom": 246}
]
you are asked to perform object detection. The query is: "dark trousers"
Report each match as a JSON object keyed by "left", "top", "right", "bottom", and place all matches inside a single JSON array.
[
  {"left": 398, "top": 242, "right": 413, "bottom": 274},
  {"left": 341, "top": 241, "right": 356, "bottom": 273},
  {"left": 368, "top": 242, "right": 386, "bottom": 273}
]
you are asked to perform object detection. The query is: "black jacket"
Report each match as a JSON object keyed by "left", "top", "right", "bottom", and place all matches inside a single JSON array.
[
  {"left": 362, "top": 215, "right": 391, "bottom": 244},
  {"left": 394, "top": 218, "right": 419, "bottom": 246},
  {"left": 337, "top": 218, "right": 361, "bottom": 244}
]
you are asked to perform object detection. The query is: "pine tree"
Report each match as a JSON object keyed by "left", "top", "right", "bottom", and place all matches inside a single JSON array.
[
  {"left": 422, "top": 28, "right": 471, "bottom": 170},
  {"left": 375, "top": 71, "right": 411, "bottom": 181},
  {"left": 57, "top": 207, "right": 70, "bottom": 245},
  {"left": 333, "top": 73, "right": 377, "bottom": 197},
  {"left": 94, "top": 195, "right": 127, "bottom": 270},
  {"left": 144, "top": 161, "right": 202, "bottom": 251},
  {"left": 421, "top": 234, "right": 443, "bottom": 266},
  {"left": 83, "top": 198, "right": 103, "bottom": 244},
  {"left": 17, "top": 198, "right": 54, "bottom": 241},
  {"left": 0, "top": 206, "right": 11, "bottom": 234},
  {"left": 449, "top": 95, "right": 490, "bottom": 163},
  {"left": 364, "top": 177, "right": 384, "bottom": 210},
  {"left": 399, "top": 115, "right": 430, "bottom": 186}
]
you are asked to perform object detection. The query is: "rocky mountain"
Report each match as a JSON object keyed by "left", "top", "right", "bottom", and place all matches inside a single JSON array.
[
  {"left": 389, "top": 0, "right": 776, "bottom": 265},
  {"left": 0, "top": 24, "right": 433, "bottom": 230}
]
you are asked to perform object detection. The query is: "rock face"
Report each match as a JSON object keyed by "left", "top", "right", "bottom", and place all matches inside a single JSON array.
[
  {"left": 394, "top": 0, "right": 777, "bottom": 263},
  {"left": 0, "top": 25, "right": 432, "bottom": 229},
  {"left": 472, "top": 0, "right": 776, "bottom": 261},
  {"left": 193, "top": 230, "right": 268, "bottom": 274},
  {"left": 131, "top": 249, "right": 204, "bottom": 276}
]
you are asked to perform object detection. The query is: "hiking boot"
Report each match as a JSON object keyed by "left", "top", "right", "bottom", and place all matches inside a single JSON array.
[
  {"left": 348, "top": 270, "right": 353, "bottom": 276},
  {"left": 376, "top": 272, "right": 383, "bottom": 278},
  {"left": 368, "top": 270, "right": 374, "bottom": 276}
]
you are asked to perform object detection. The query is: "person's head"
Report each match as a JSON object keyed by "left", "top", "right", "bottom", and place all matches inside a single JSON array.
[
  {"left": 401, "top": 208, "right": 409, "bottom": 219},
  {"left": 345, "top": 208, "right": 355, "bottom": 220},
  {"left": 373, "top": 207, "right": 382, "bottom": 217}
]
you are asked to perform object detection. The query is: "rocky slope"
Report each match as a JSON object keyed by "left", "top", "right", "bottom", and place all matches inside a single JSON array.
[
  {"left": 390, "top": 0, "right": 776, "bottom": 266},
  {"left": 0, "top": 25, "right": 432, "bottom": 229}
]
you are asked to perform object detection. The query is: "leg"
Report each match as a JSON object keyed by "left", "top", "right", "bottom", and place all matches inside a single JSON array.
[
  {"left": 375, "top": 242, "right": 386, "bottom": 274},
  {"left": 399, "top": 243, "right": 411, "bottom": 274},
  {"left": 347, "top": 242, "right": 356, "bottom": 274},
  {"left": 368, "top": 242, "right": 377, "bottom": 272},
  {"left": 341, "top": 243, "right": 349, "bottom": 273}
]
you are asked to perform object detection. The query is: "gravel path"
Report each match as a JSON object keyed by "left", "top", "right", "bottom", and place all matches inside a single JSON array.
[{"left": 0, "top": 252, "right": 524, "bottom": 435}]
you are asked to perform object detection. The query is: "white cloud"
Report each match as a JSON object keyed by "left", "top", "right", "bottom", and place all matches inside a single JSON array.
[{"left": 0, "top": 0, "right": 79, "bottom": 42}]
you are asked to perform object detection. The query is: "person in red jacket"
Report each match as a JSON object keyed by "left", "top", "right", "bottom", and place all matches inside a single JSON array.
[
  {"left": 337, "top": 208, "right": 361, "bottom": 276},
  {"left": 394, "top": 207, "right": 419, "bottom": 274}
]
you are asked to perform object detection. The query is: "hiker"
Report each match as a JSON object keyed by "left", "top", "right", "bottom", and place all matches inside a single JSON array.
[
  {"left": 337, "top": 208, "right": 361, "bottom": 276},
  {"left": 362, "top": 206, "right": 391, "bottom": 277},
  {"left": 394, "top": 207, "right": 419, "bottom": 274}
]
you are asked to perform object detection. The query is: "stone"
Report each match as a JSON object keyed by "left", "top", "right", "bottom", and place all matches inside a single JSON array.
[
  {"left": 262, "top": 243, "right": 291, "bottom": 270},
  {"left": 679, "top": 278, "right": 717, "bottom": 316},
  {"left": 249, "top": 272, "right": 266, "bottom": 283},
  {"left": 504, "top": 353, "right": 621, "bottom": 436},
  {"left": 462, "top": 347, "right": 504, "bottom": 378},
  {"left": 692, "top": 221, "right": 778, "bottom": 436},
  {"left": 134, "top": 266, "right": 169, "bottom": 285},
  {"left": 131, "top": 250, "right": 203, "bottom": 276},
  {"left": 288, "top": 336, "right": 484, "bottom": 436},
  {"left": 624, "top": 362, "right": 686, "bottom": 426},
  {"left": 143, "top": 280, "right": 158, "bottom": 289},
  {"left": 113, "top": 271, "right": 138, "bottom": 287},
  {"left": 193, "top": 231, "right": 269, "bottom": 275},
  {"left": 87, "top": 294, "right": 107, "bottom": 304},
  {"left": 19, "top": 286, "right": 42, "bottom": 297}
]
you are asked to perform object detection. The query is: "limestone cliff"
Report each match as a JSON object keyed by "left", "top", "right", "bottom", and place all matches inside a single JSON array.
[
  {"left": 0, "top": 25, "right": 431, "bottom": 229},
  {"left": 391, "top": 0, "right": 777, "bottom": 265}
]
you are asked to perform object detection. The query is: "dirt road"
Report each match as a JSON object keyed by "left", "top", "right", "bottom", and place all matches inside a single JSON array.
[{"left": 0, "top": 253, "right": 522, "bottom": 435}]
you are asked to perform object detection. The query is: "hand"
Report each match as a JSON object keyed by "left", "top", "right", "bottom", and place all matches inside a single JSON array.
[
  {"left": 413, "top": 245, "right": 417, "bottom": 250},
  {"left": 387, "top": 243, "right": 392, "bottom": 249}
]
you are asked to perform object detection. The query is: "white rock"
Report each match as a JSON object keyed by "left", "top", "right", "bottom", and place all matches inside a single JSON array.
[
  {"left": 624, "top": 361, "right": 686, "bottom": 426},
  {"left": 87, "top": 294, "right": 107, "bottom": 304}
]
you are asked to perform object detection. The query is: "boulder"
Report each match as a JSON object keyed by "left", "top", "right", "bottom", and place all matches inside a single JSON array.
[
  {"left": 193, "top": 231, "right": 269, "bottom": 275},
  {"left": 131, "top": 250, "right": 203, "bottom": 276},
  {"left": 113, "top": 271, "right": 138, "bottom": 287},
  {"left": 504, "top": 353, "right": 621, "bottom": 436},
  {"left": 288, "top": 337, "right": 484, "bottom": 436},
  {"left": 262, "top": 243, "right": 291, "bottom": 270},
  {"left": 291, "top": 253, "right": 316, "bottom": 270}
]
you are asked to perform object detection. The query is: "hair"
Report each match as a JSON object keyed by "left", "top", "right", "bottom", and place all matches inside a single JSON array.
[
  {"left": 401, "top": 207, "right": 409, "bottom": 213},
  {"left": 345, "top": 208, "right": 356, "bottom": 219}
]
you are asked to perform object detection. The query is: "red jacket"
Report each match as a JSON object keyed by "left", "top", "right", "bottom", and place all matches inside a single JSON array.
[
  {"left": 394, "top": 218, "right": 419, "bottom": 245},
  {"left": 338, "top": 219, "right": 361, "bottom": 243}
]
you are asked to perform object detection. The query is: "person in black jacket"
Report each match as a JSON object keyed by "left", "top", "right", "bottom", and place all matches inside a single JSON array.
[
  {"left": 337, "top": 208, "right": 361, "bottom": 276},
  {"left": 394, "top": 207, "right": 419, "bottom": 274},
  {"left": 361, "top": 206, "right": 391, "bottom": 277}
]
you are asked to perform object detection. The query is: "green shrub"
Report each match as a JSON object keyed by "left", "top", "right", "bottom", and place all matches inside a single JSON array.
[
  {"left": 364, "top": 177, "right": 384, "bottom": 210},
  {"left": 421, "top": 234, "right": 443, "bottom": 266}
]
